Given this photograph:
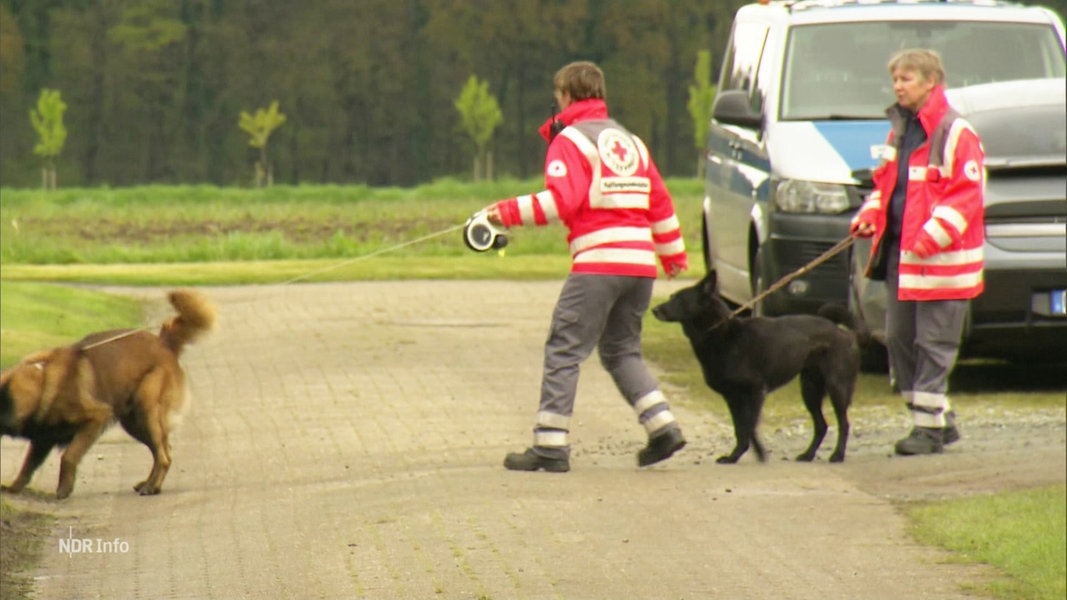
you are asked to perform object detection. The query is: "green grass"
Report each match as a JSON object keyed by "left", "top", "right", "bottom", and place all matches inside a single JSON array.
[
  {"left": 0, "top": 179, "right": 708, "bottom": 265},
  {"left": 0, "top": 281, "right": 144, "bottom": 367},
  {"left": 907, "top": 485, "right": 1067, "bottom": 600}
]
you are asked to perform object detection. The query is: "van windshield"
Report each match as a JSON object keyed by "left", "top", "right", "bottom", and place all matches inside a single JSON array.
[{"left": 780, "top": 21, "right": 1066, "bottom": 120}]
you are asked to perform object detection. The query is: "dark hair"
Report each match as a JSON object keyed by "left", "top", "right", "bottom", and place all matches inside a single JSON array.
[{"left": 553, "top": 61, "right": 606, "bottom": 101}]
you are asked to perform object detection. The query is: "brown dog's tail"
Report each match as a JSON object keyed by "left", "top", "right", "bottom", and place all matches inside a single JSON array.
[{"left": 159, "top": 289, "right": 217, "bottom": 356}]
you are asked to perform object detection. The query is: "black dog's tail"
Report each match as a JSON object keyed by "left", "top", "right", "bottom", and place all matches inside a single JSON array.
[{"left": 817, "top": 304, "right": 871, "bottom": 346}]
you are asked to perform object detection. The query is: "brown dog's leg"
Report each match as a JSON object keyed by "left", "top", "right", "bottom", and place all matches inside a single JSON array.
[
  {"left": 130, "top": 369, "right": 177, "bottom": 496},
  {"left": 55, "top": 399, "right": 113, "bottom": 499},
  {"left": 2, "top": 441, "right": 55, "bottom": 493}
]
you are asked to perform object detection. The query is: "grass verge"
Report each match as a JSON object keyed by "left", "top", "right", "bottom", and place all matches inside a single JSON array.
[
  {"left": 0, "top": 496, "right": 54, "bottom": 599},
  {"left": 906, "top": 484, "right": 1067, "bottom": 600}
]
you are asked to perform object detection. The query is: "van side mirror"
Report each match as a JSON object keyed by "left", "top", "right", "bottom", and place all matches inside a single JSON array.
[{"left": 712, "top": 90, "right": 763, "bottom": 129}]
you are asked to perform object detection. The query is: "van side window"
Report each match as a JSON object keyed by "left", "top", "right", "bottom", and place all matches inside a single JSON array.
[{"left": 720, "top": 21, "right": 770, "bottom": 114}]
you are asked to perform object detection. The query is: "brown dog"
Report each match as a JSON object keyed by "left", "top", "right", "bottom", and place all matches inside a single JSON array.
[{"left": 0, "top": 289, "right": 215, "bottom": 499}]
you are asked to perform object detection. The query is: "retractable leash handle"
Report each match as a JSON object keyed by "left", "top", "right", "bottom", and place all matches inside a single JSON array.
[{"left": 463, "top": 209, "right": 509, "bottom": 253}]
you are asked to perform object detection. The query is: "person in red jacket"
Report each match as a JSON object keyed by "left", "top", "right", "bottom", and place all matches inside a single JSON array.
[
  {"left": 487, "top": 61, "right": 689, "bottom": 472},
  {"left": 851, "top": 49, "right": 985, "bottom": 456}
]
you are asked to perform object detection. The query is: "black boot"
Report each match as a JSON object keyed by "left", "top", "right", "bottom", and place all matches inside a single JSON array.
[
  {"left": 637, "top": 427, "right": 686, "bottom": 467},
  {"left": 503, "top": 447, "right": 570, "bottom": 473},
  {"left": 894, "top": 427, "right": 944, "bottom": 456},
  {"left": 943, "top": 410, "right": 961, "bottom": 445}
]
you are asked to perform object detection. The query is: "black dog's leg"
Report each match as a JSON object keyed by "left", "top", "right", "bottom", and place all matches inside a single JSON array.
[
  {"left": 717, "top": 388, "right": 766, "bottom": 464},
  {"left": 826, "top": 378, "right": 853, "bottom": 463},
  {"left": 796, "top": 369, "right": 828, "bottom": 462}
]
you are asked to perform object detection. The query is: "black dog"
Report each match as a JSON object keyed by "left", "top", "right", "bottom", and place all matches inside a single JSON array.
[{"left": 652, "top": 271, "right": 862, "bottom": 463}]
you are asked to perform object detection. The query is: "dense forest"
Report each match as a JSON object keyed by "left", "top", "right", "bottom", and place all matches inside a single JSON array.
[{"left": 1, "top": 0, "right": 1063, "bottom": 188}]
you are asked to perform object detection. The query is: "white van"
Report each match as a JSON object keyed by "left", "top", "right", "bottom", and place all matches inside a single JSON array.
[{"left": 702, "top": 0, "right": 1066, "bottom": 329}]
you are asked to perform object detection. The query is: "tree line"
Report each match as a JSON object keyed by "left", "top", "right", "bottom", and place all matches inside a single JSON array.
[{"left": 1, "top": 0, "right": 1062, "bottom": 188}]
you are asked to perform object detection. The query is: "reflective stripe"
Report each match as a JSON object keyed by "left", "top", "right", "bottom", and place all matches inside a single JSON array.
[
  {"left": 943, "top": 118, "right": 978, "bottom": 175},
  {"left": 912, "top": 391, "right": 949, "bottom": 409},
  {"left": 633, "top": 135, "right": 650, "bottom": 169},
  {"left": 922, "top": 219, "right": 953, "bottom": 247},
  {"left": 535, "top": 190, "right": 560, "bottom": 223},
  {"left": 594, "top": 192, "right": 650, "bottom": 210},
  {"left": 912, "top": 410, "right": 947, "bottom": 428},
  {"left": 656, "top": 239, "right": 686, "bottom": 256},
  {"left": 536, "top": 411, "right": 570, "bottom": 430},
  {"left": 559, "top": 127, "right": 597, "bottom": 160},
  {"left": 570, "top": 227, "right": 652, "bottom": 255},
  {"left": 534, "top": 429, "right": 568, "bottom": 448},
  {"left": 900, "top": 246, "right": 983, "bottom": 267},
  {"left": 516, "top": 191, "right": 560, "bottom": 225},
  {"left": 633, "top": 390, "right": 667, "bottom": 415},
  {"left": 651, "top": 214, "right": 680, "bottom": 235},
  {"left": 932, "top": 205, "right": 968, "bottom": 235},
  {"left": 898, "top": 271, "right": 983, "bottom": 290},
  {"left": 643, "top": 410, "right": 677, "bottom": 435},
  {"left": 516, "top": 194, "right": 537, "bottom": 224},
  {"left": 573, "top": 248, "right": 657, "bottom": 266}
]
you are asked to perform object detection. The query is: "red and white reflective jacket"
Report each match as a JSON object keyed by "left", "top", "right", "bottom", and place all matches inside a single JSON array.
[
  {"left": 493, "top": 99, "right": 687, "bottom": 278},
  {"left": 852, "top": 85, "right": 985, "bottom": 301}
]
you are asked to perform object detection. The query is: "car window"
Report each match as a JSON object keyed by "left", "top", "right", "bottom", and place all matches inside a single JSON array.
[
  {"left": 780, "top": 21, "right": 1067, "bottom": 120},
  {"left": 720, "top": 20, "right": 770, "bottom": 114}
]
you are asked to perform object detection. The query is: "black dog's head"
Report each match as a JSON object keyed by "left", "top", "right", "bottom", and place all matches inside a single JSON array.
[{"left": 652, "top": 271, "right": 727, "bottom": 324}]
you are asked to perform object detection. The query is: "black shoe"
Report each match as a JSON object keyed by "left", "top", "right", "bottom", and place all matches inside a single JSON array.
[
  {"left": 637, "top": 428, "right": 686, "bottom": 467},
  {"left": 943, "top": 410, "right": 961, "bottom": 445},
  {"left": 894, "top": 427, "right": 944, "bottom": 456},
  {"left": 504, "top": 448, "right": 570, "bottom": 473}
]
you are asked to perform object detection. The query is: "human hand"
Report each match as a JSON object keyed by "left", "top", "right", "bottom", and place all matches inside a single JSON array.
[
  {"left": 484, "top": 204, "right": 503, "bottom": 226},
  {"left": 850, "top": 220, "right": 876, "bottom": 238},
  {"left": 664, "top": 258, "right": 688, "bottom": 279},
  {"left": 908, "top": 235, "right": 940, "bottom": 259}
]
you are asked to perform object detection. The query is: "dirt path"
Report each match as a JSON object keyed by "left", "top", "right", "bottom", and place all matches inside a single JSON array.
[{"left": 2, "top": 281, "right": 1064, "bottom": 599}]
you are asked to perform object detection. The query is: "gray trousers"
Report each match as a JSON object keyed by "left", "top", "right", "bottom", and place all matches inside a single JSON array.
[
  {"left": 886, "top": 254, "right": 968, "bottom": 428},
  {"left": 531, "top": 274, "right": 678, "bottom": 457}
]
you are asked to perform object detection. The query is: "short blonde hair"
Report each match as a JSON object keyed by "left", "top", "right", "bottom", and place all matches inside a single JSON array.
[
  {"left": 553, "top": 61, "right": 606, "bottom": 101},
  {"left": 888, "top": 49, "right": 945, "bottom": 85}
]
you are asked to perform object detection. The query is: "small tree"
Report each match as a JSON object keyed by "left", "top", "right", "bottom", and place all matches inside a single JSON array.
[
  {"left": 238, "top": 101, "right": 286, "bottom": 187},
  {"left": 454, "top": 75, "right": 503, "bottom": 181},
  {"left": 687, "top": 50, "right": 716, "bottom": 178},
  {"left": 30, "top": 88, "right": 67, "bottom": 190}
]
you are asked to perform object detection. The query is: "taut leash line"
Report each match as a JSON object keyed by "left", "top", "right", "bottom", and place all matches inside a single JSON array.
[
  {"left": 727, "top": 235, "right": 858, "bottom": 320},
  {"left": 280, "top": 223, "right": 467, "bottom": 285}
]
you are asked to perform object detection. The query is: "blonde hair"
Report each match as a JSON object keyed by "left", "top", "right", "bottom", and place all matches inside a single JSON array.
[
  {"left": 553, "top": 61, "right": 606, "bottom": 101},
  {"left": 888, "top": 49, "right": 945, "bottom": 85}
]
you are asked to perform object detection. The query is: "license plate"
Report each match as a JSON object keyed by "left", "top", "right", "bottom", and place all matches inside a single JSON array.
[{"left": 1052, "top": 290, "right": 1067, "bottom": 316}]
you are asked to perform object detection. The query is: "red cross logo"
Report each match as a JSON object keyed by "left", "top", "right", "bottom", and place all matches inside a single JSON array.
[{"left": 611, "top": 140, "right": 629, "bottom": 162}]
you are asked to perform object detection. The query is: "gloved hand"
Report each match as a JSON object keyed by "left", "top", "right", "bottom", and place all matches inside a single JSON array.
[
  {"left": 849, "top": 217, "right": 876, "bottom": 238},
  {"left": 661, "top": 255, "right": 688, "bottom": 279},
  {"left": 908, "top": 233, "right": 940, "bottom": 259}
]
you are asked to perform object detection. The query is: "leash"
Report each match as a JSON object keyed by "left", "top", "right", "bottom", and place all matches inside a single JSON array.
[
  {"left": 79, "top": 327, "right": 153, "bottom": 351},
  {"left": 724, "top": 234, "right": 858, "bottom": 321},
  {"left": 71, "top": 223, "right": 469, "bottom": 352},
  {"left": 280, "top": 223, "right": 467, "bottom": 285}
]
